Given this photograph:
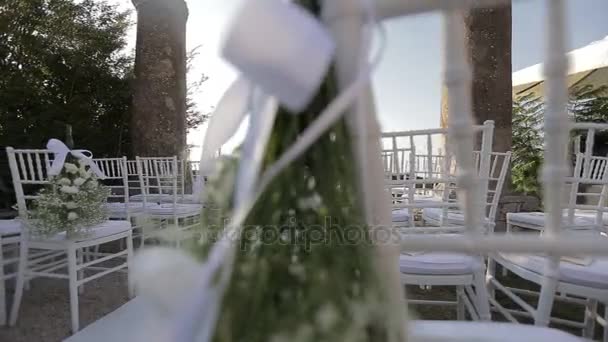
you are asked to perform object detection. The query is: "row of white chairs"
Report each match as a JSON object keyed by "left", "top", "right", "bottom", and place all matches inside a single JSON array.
[
  {"left": 0, "top": 151, "right": 205, "bottom": 333},
  {"left": 387, "top": 121, "right": 499, "bottom": 322},
  {"left": 386, "top": 122, "right": 608, "bottom": 340}
]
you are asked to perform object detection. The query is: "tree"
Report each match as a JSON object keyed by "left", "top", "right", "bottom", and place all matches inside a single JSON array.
[
  {"left": 0, "top": 0, "right": 133, "bottom": 156},
  {"left": 186, "top": 46, "right": 210, "bottom": 131},
  {"left": 130, "top": 0, "right": 188, "bottom": 157},
  {"left": 465, "top": 5, "right": 513, "bottom": 154}
]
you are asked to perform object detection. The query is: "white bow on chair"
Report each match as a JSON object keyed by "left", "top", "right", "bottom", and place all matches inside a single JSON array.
[{"left": 46, "top": 138, "right": 106, "bottom": 179}]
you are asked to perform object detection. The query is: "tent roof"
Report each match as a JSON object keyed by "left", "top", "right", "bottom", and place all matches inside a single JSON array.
[{"left": 513, "top": 35, "right": 608, "bottom": 97}]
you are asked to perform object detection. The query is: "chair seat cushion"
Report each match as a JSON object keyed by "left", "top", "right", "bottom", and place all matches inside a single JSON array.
[
  {"left": 392, "top": 209, "right": 410, "bottom": 223},
  {"left": 130, "top": 194, "right": 201, "bottom": 204},
  {"left": 105, "top": 202, "right": 147, "bottom": 218},
  {"left": 40, "top": 220, "right": 131, "bottom": 242},
  {"left": 500, "top": 252, "right": 608, "bottom": 289},
  {"left": 400, "top": 253, "right": 481, "bottom": 275},
  {"left": 145, "top": 204, "right": 202, "bottom": 216},
  {"left": 413, "top": 194, "right": 448, "bottom": 204},
  {"left": 409, "top": 320, "right": 581, "bottom": 341},
  {"left": 507, "top": 210, "right": 602, "bottom": 229},
  {"left": 0, "top": 219, "right": 22, "bottom": 236},
  {"left": 422, "top": 208, "right": 491, "bottom": 225}
]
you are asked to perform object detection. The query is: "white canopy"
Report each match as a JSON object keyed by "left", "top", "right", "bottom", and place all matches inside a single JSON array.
[{"left": 513, "top": 35, "right": 608, "bottom": 87}]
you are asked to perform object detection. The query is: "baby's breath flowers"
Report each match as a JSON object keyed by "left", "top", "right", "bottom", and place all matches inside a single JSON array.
[{"left": 30, "top": 158, "right": 109, "bottom": 238}]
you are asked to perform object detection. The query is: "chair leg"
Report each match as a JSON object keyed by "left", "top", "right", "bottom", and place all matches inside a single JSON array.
[
  {"left": 603, "top": 306, "right": 608, "bottom": 342},
  {"left": 77, "top": 249, "right": 84, "bottom": 295},
  {"left": 486, "top": 257, "right": 496, "bottom": 300},
  {"left": 501, "top": 222, "right": 513, "bottom": 277},
  {"left": 126, "top": 235, "right": 134, "bottom": 298},
  {"left": 583, "top": 299, "right": 597, "bottom": 339},
  {"left": 474, "top": 269, "right": 492, "bottom": 321},
  {"left": 67, "top": 247, "right": 80, "bottom": 333},
  {"left": 9, "top": 239, "right": 28, "bottom": 326},
  {"left": 0, "top": 243, "right": 6, "bottom": 326},
  {"left": 456, "top": 286, "right": 465, "bottom": 320},
  {"left": 535, "top": 259, "right": 559, "bottom": 327}
]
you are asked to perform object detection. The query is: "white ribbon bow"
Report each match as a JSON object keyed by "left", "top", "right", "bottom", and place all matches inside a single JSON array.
[{"left": 46, "top": 139, "right": 106, "bottom": 179}]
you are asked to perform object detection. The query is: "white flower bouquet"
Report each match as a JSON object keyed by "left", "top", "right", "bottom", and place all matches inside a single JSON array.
[{"left": 30, "top": 159, "right": 110, "bottom": 238}]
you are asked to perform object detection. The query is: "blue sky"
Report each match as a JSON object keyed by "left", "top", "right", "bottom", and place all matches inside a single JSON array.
[
  {"left": 115, "top": 0, "right": 608, "bottom": 153},
  {"left": 371, "top": 0, "right": 608, "bottom": 132}
]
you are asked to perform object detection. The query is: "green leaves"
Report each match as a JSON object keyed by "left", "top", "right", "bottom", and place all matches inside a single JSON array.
[
  {"left": 512, "top": 86, "right": 608, "bottom": 197},
  {"left": 0, "top": 0, "right": 133, "bottom": 155}
]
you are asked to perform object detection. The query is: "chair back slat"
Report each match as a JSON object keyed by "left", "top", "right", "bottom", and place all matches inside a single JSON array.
[{"left": 6, "top": 148, "right": 54, "bottom": 218}]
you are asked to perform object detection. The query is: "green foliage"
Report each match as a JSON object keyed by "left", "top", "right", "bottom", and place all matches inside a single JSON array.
[
  {"left": 186, "top": 46, "right": 211, "bottom": 131},
  {"left": 0, "top": 0, "right": 134, "bottom": 156},
  {"left": 511, "top": 94, "right": 543, "bottom": 196},
  {"left": 511, "top": 85, "right": 608, "bottom": 198},
  {"left": 570, "top": 85, "right": 608, "bottom": 123},
  {"left": 30, "top": 159, "right": 109, "bottom": 237}
]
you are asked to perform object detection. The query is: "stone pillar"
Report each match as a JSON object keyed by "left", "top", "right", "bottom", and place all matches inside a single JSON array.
[{"left": 131, "top": 0, "right": 188, "bottom": 157}]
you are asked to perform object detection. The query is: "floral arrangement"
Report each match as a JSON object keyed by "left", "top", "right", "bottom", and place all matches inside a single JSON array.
[
  {"left": 131, "top": 1, "right": 405, "bottom": 341},
  {"left": 30, "top": 159, "right": 109, "bottom": 237}
]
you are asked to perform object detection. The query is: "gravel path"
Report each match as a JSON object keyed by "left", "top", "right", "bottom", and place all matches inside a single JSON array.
[{"left": 0, "top": 273, "right": 129, "bottom": 342}]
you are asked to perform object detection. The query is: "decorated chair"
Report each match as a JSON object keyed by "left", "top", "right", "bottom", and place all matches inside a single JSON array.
[{"left": 6, "top": 145, "right": 133, "bottom": 333}]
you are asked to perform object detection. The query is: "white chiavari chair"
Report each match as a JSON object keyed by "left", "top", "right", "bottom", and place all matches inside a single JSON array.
[
  {"left": 387, "top": 119, "right": 494, "bottom": 321},
  {"left": 0, "top": 219, "right": 21, "bottom": 325},
  {"left": 129, "top": 158, "right": 201, "bottom": 205},
  {"left": 422, "top": 152, "right": 512, "bottom": 229},
  {"left": 489, "top": 147, "right": 608, "bottom": 339},
  {"left": 387, "top": 121, "right": 495, "bottom": 226},
  {"left": 6, "top": 147, "right": 133, "bottom": 333},
  {"left": 507, "top": 124, "right": 608, "bottom": 233},
  {"left": 93, "top": 158, "right": 145, "bottom": 220},
  {"left": 136, "top": 156, "right": 201, "bottom": 247}
]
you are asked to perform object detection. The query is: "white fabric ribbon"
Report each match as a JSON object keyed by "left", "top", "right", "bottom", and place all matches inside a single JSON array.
[
  {"left": 222, "top": 0, "right": 335, "bottom": 112},
  {"left": 193, "top": 77, "right": 252, "bottom": 198},
  {"left": 46, "top": 139, "right": 105, "bottom": 179}
]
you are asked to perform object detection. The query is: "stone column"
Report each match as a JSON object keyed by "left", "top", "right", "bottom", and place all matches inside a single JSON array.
[{"left": 131, "top": 0, "right": 188, "bottom": 157}]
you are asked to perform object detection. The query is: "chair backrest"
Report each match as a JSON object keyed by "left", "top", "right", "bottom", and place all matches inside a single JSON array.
[
  {"left": 561, "top": 153, "right": 608, "bottom": 231},
  {"left": 93, "top": 157, "right": 129, "bottom": 204},
  {"left": 381, "top": 120, "right": 494, "bottom": 182},
  {"left": 385, "top": 121, "right": 495, "bottom": 231},
  {"left": 6, "top": 148, "right": 55, "bottom": 219},
  {"left": 484, "top": 152, "right": 512, "bottom": 222},
  {"left": 125, "top": 159, "right": 143, "bottom": 196},
  {"left": 187, "top": 160, "right": 201, "bottom": 187},
  {"left": 136, "top": 156, "right": 179, "bottom": 206}
]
